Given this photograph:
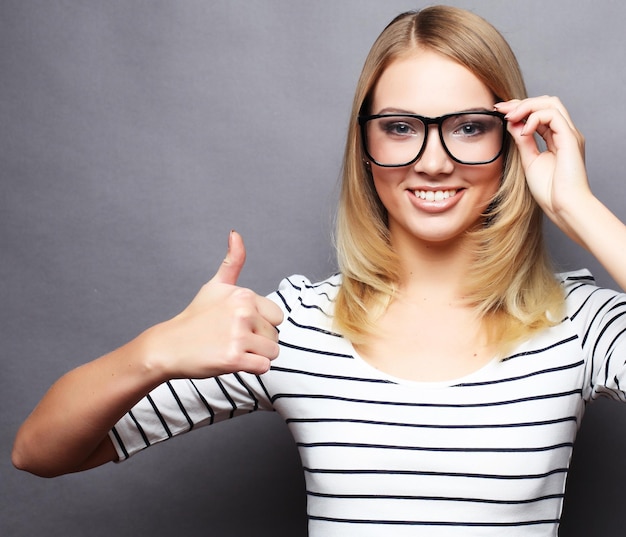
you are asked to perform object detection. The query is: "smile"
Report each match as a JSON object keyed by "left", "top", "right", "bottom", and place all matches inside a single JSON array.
[{"left": 412, "top": 189, "right": 459, "bottom": 202}]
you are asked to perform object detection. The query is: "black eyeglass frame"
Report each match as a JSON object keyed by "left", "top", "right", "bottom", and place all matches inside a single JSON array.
[{"left": 358, "top": 110, "right": 507, "bottom": 167}]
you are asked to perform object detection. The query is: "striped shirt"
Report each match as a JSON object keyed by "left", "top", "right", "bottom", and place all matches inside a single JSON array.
[{"left": 110, "top": 270, "right": 626, "bottom": 536}]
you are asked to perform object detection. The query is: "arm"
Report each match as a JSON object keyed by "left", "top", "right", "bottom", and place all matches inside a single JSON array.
[
  {"left": 496, "top": 97, "right": 626, "bottom": 291},
  {"left": 12, "top": 231, "right": 283, "bottom": 477}
]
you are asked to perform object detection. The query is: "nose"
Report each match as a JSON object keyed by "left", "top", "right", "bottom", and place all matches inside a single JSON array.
[{"left": 413, "top": 125, "right": 454, "bottom": 176}]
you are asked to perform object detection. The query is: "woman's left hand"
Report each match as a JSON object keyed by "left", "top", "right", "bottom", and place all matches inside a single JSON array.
[
  {"left": 495, "top": 96, "right": 590, "bottom": 245},
  {"left": 497, "top": 96, "right": 626, "bottom": 291}
]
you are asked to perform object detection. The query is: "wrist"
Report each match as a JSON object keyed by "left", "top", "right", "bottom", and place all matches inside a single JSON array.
[{"left": 130, "top": 322, "right": 177, "bottom": 386}]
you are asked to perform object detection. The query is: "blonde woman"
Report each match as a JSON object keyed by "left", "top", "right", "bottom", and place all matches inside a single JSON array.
[{"left": 13, "top": 6, "right": 626, "bottom": 536}]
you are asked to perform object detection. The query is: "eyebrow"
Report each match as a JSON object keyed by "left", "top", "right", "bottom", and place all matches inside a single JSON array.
[{"left": 375, "top": 106, "right": 494, "bottom": 115}]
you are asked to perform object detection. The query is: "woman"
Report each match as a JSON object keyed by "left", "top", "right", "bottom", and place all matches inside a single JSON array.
[{"left": 13, "top": 5, "right": 626, "bottom": 536}]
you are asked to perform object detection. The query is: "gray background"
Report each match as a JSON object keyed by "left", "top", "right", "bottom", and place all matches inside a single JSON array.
[{"left": 2, "top": 1, "right": 626, "bottom": 535}]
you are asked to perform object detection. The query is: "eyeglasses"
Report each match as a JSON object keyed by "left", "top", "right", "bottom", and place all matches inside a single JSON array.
[{"left": 358, "top": 111, "right": 506, "bottom": 167}]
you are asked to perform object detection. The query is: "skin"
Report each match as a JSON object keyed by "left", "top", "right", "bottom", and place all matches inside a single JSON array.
[
  {"left": 355, "top": 50, "right": 507, "bottom": 381},
  {"left": 500, "top": 96, "right": 626, "bottom": 291},
  {"left": 356, "top": 49, "right": 626, "bottom": 382},
  {"left": 369, "top": 50, "right": 504, "bottom": 252},
  {"left": 12, "top": 231, "right": 284, "bottom": 476},
  {"left": 12, "top": 45, "right": 626, "bottom": 476}
]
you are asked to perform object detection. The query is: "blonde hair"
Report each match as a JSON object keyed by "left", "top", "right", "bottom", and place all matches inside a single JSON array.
[{"left": 334, "top": 6, "right": 563, "bottom": 350}]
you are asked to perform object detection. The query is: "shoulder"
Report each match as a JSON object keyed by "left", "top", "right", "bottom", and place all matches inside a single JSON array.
[
  {"left": 558, "top": 268, "right": 596, "bottom": 293},
  {"left": 557, "top": 268, "right": 626, "bottom": 321},
  {"left": 268, "top": 273, "right": 342, "bottom": 316}
]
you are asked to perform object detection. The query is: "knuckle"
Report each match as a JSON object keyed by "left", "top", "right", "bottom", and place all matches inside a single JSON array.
[
  {"left": 223, "top": 345, "right": 247, "bottom": 371},
  {"left": 232, "top": 287, "right": 256, "bottom": 302},
  {"left": 269, "top": 341, "right": 281, "bottom": 359}
]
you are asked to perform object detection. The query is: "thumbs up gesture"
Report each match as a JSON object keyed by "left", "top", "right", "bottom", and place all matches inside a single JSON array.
[{"left": 143, "top": 231, "right": 284, "bottom": 380}]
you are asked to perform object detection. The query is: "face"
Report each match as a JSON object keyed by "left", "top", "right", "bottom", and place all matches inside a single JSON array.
[{"left": 367, "top": 49, "right": 503, "bottom": 249}]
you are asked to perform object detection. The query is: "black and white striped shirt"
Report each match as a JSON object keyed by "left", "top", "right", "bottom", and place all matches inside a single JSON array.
[{"left": 110, "top": 270, "right": 626, "bottom": 536}]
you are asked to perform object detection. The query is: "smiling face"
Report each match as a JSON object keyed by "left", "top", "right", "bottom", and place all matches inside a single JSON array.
[{"left": 368, "top": 49, "right": 504, "bottom": 250}]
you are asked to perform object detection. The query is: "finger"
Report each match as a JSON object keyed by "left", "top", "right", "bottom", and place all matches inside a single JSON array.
[
  {"left": 255, "top": 296, "right": 285, "bottom": 328},
  {"left": 212, "top": 230, "right": 246, "bottom": 286},
  {"left": 252, "top": 316, "right": 281, "bottom": 344},
  {"left": 247, "top": 332, "right": 281, "bottom": 360},
  {"left": 500, "top": 96, "right": 576, "bottom": 131},
  {"left": 493, "top": 99, "right": 520, "bottom": 113},
  {"left": 230, "top": 338, "right": 280, "bottom": 375},
  {"left": 506, "top": 119, "right": 542, "bottom": 170},
  {"left": 239, "top": 353, "right": 273, "bottom": 375},
  {"left": 520, "top": 109, "right": 578, "bottom": 152}
]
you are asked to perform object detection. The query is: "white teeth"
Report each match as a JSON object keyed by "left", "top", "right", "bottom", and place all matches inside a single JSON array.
[{"left": 415, "top": 189, "right": 457, "bottom": 201}]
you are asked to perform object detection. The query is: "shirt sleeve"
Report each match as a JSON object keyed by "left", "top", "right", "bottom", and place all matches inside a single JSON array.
[
  {"left": 108, "top": 274, "right": 319, "bottom": 461},
  {"left": 562, "top": 270, "right": 626, "bottom": 403},
  {"left": 109, "top": 373, "right": 274, "bottom": 461}
]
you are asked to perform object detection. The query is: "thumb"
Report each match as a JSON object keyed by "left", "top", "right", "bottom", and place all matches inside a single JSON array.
[{"left": 212, "top": 230, "right": 246, "bottom": 285}]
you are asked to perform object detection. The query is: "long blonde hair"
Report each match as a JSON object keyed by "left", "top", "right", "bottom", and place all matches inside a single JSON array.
[{"left": 334, "top": 6, "right": 563, "bottom": 350}]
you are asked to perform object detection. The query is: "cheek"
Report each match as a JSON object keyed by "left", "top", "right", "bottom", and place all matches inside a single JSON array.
[
  {"left": 471, "top": 161, "right": 504, "bottom": 196},
  {"left": 371, "top": 168, "right": 405, "bottom": 201}
]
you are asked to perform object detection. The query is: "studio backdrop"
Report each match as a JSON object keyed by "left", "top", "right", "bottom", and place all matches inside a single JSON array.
[{"left": 3, "top": 1, "right": 626, "bottom": 536}]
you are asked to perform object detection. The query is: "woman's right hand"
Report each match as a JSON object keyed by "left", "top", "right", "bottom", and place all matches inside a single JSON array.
[
  {"left": 144, "top": 230, "right": 284, "bottom": 380},
  {"left": 12, "top": 231, "right": 283, "bottom": 476}
]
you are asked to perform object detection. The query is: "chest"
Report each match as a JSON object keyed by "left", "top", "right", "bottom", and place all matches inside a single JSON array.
[
  {"left": 272, "top": 347, "right": 583, "bottom": 531},
  {"left": 355, "top": 300, "right": 496, "bottom": 382}
]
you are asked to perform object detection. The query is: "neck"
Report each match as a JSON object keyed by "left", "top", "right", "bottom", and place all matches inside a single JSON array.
[{"left": 392, "top": 232, "right": 476, "bottom": 304}]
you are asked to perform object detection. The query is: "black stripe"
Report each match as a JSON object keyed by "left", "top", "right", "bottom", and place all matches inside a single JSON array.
[
  {"left": 307, "top": 276, "right": 341, "bottom": 289},
  {"left": 581, "top": 296, "right": 614, "bottom": 348},
  {"left": 591, "top": 307, "right": 626, "bottom": 358},
  {"left": 286, "top": 415, "right": 578, "bottom": 429},
  {"left": 189, "top": 379, "right": 216, "bottom": 425},
  {"left": 166, "top": 381, "right": 194, "bottom": 430},
  {"left": 272, "top": 389, "right": 582, "bottom": 407},
  {"left": 297, "top": 441, "right": 573, "bottom": 453},
  {"left": 569, "top": 286, "right": 601, "bottom": 320},
  {"left": 233, "top": 373, "right": 259, "bottom": 411},
  {"left": 591, "top": 386, "right": 625, "bottom": 401},
  {"left": 603, "top": 335, "right": 626, "bottom": 395},
  {"left": 285, "top": 316, "right": 341, "bottom": 337},
  {"left": 302, "top": 465, "right": 568, "bottom": 480},
  {"left": 586, "top": 307, "right": 626, "bottom": 397},
  {"left": 274, "top": 289, "right": 292, "bottom": 313},
  {"left": 307, "top": 490, "right": 564, "bottom": 505},
  {"left": 458, "top": 359, "right": 583, "bottom": 387},
  {"left": 146, "top": 394, "right": 172, "bottom": 438},
  {"left": 255, "top": 374, "right": 273, "bottom": 404},
  {"left": 214, "top": 377, "right": 237, "bottom": 419},
  {"left": 284, "top": 277, "right": 333, "bottom": 313},
  {"left": 562, "top": 273, "right": 595, "bottom": 286},
  {"left": 284, "top": 277, "right": 303, "bottom": 293},
  {"left": 128, "top": 410, "right": 150, "bottom": 448},
  {"left": 271, "top": 365, "right": 393, "bottom": 384},
  {"left": 308, "top": 514, "right": 559, "bottom": 527},
  {"left": 297, "top": 297, "right": 329, "bottom": 313},
  {"left": 501, "top": 335, "right": 578, "bottom": 362},
  {"left": 110, "top": 426, "right": 129, "bottom": 459},
  {"left": 278, "top": 339, "right": 353, "bottom": 359}
]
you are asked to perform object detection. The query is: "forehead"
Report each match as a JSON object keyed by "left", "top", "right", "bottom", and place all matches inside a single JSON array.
[{"left": 371, "top": 49, "right": 495, "bottom": 116}]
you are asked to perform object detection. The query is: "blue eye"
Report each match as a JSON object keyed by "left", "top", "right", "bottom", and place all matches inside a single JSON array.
[
  {"left": 454, "top": 121, "right": 487, "bottom": 137},
  {"left": 379, "top": 118, "right": 424, "bottom": 138},
  {"left": 446, "top": 114, "right": 501, "bottom": 140},
  {"left": 384, "top": 122, "right": 414, "bottom": 136}
]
